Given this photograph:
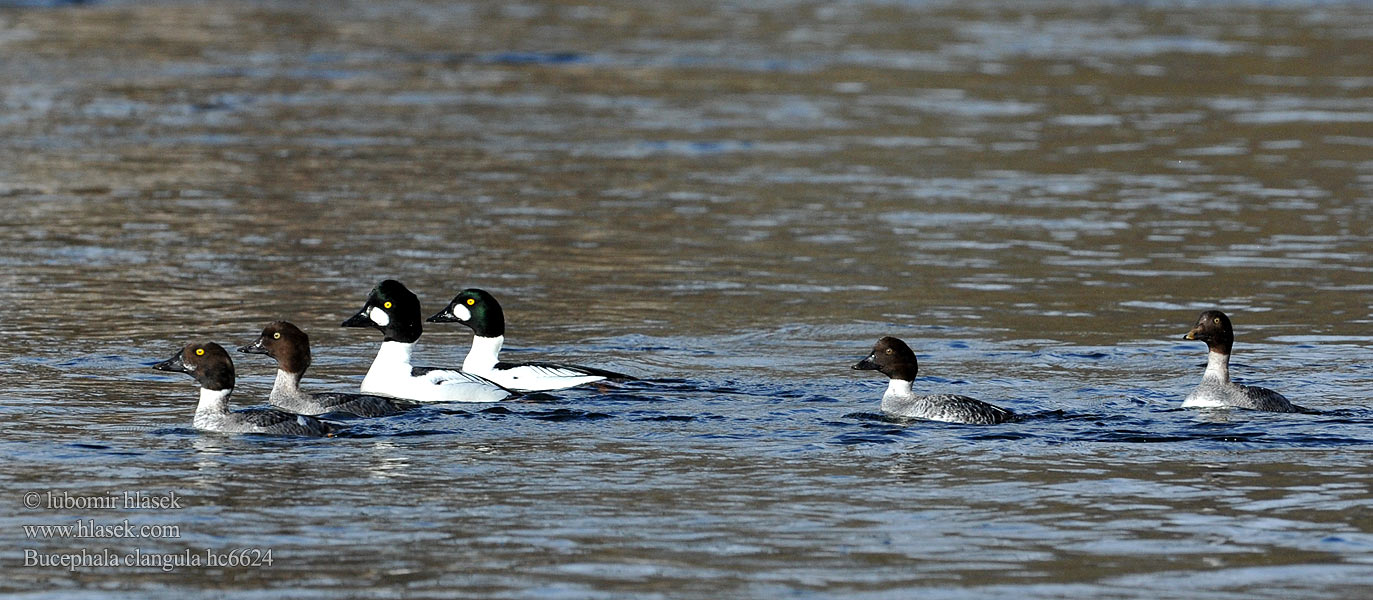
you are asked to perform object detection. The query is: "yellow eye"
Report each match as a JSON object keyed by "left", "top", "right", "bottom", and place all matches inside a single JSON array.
[
  {"left": 383, "top": 301, "right": 392, "bottom": 309},
  {"left": 195, "top": 348, "right": 205, "bottom": 356},
  {"left": 465, "top": 298, "right": 475, "bottom": 306},
  {"left": 273, "top": 332, "right": 281, "bottom": 339},
  {"left": 885, "top": 348, "right": 893, "bottom": 355},
  {"left": 1213, "top": 317, "right": 1221, "bottom": 324}
]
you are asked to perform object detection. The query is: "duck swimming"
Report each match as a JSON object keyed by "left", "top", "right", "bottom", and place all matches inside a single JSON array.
[
  {"left": 426, "top": 288, "right": 634, "bottom": 392},
  {"left": 852, "top": 336, "right": 1014, "bottom": 425},
  {"left": 153, "top": 341, "right": 335, "bottom": 436},
  {"left": 1181, "top": 310, "right": 1301, "bottom": 412}
]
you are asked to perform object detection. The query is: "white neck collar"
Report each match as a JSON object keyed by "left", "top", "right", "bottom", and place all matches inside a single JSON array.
[
  {"left": 269, "top": 369, "right": 304, "bottom": 399},
  {"left": 374, "top": 341, "right": 415, "bottom": 369},
  {"left": 197, "top": 387, "right": 232, "bottom": 414},
  {"left": 886, "top": 379, "right": 914, "bottom": 397},
  {"left": 1203, "top": 351, "right": 1230, "bottom": 384},
  {"left": 464, "top": 335, "right": 504, "bottom": 373}
]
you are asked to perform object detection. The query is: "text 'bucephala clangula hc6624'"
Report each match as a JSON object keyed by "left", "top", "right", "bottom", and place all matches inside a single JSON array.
[
  {"left": 238, "top": 321, "right": 415, "bottom": 417},
  {"left": 341, "top": 279, "right": 514, "bottom": 403},
  {"left": 852, "top": 336, "right": 1014, "bottom": 425},
  {"left": 152, "top": 342, "right": 335, "bottom": 437},
  {"left": 426, "top": 288, "right": 634, "bottom": 393},
  {"left": 1181, "top": 310, "right": 1302, "bottom": 412}
]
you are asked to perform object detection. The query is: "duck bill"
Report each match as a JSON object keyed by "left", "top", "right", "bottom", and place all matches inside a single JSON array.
[
  {"left": 852, "top": 356, "right": 879, "bottom": 371},
  {"left": 426, "top": 308, "right": 458, "bottom": 323},
  {"left": 152, "top": 351, "right": 187, "bottom": 373},
  {"left": 1183, "top": 327, "right": 1205, "bottom": 341},
  {"left": 237, "top": 338, "right": 268, "bottom": 354},
  {"left": 341, "top": 307, "right": 372, "bottom": 328}
]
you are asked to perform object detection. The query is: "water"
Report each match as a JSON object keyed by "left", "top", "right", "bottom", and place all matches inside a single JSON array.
[{"left": 2, "top": 0, "right": 1372, "bottom": 597}]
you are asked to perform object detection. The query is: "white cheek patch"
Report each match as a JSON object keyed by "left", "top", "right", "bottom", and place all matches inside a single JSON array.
[
  {"left": 451, "top": 304, "right": 471, "bottom": 321},
  {"left": 369, "top": 306, "right": 391, "bottom": 327}
]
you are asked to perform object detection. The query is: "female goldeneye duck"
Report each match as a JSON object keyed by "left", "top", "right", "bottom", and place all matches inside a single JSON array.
[
  {"left": 425, "top": 288, "right": 634, "bottom": 393},
  {"left": 238, "top": 321, "right": 415, "bottom": 417},
  {"left": 152, "top": 342, "right": 335, "bottom": 437},
  {"left": 341, "top": 279, "right": 515, "bottom": 403},
  {"left": 1181, "top": 310, "right": 1301, "bottom": 412},
  {"left": 851, "top": 336, "right": 1014, "bottom": 425}
]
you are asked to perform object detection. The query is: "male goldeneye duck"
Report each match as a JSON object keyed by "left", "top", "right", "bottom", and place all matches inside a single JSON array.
[
  {"left": 341, "top": 279, "right": 515, "bottom": 403},
  {"left": 238, "top": 321, "right": 415, "bottom": 417},
  {"left": 152, "top": 342, "right": 335, "bottom": 437},
  {"left": 851, "top": 336, "right": 1014, "bottom": 425},
  {"left": 1181, "top": 310, "right": 1301, "bottom": 412},
  {"left": 425, "top": 288, "right": 634, "bottom": 393}
]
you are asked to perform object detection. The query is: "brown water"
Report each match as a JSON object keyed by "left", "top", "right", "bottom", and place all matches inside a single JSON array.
[{"left": 2, "top": 0, "right": 1372, "bottom": 597}]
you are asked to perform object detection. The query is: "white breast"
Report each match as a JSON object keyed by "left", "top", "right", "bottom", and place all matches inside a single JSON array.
[
  {"left": 360, "top": 341, "right": 508, "bottom": 402},
  {"left": 1181, "top": 393, "right": 1235, "bottom": 409}
]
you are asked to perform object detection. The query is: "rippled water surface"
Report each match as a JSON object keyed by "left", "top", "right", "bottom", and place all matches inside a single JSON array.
[{"left": 3, "top": 0, "right": 1373, "bottom": 597}]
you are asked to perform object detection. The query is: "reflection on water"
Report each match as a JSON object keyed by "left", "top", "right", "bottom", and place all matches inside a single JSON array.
[{"left": 2, "top": 0, "right": 1372, "bottom": 597}]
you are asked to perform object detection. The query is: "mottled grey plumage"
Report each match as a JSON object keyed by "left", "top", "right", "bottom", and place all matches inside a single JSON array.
[
  {"left": 879, "top": 385, "right": 1015, "bottom": 425},
  {"left": 268, "top": 381, "right": 411, "bottom": 418},
  {"left": 191, "top": 396, "right": 334, "bottom": 436},
  {"left": 853, "top": 336, "right": 1014, "bottom": 425},
  {"left": 1185, "top": 372, "right": 1298, "bottom": 412},
  {"left": 1181, "top": 310, "right": 1301, "bottom": 413}
]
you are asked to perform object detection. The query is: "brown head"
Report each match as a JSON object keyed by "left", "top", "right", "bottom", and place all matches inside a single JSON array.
[
  {"left": 153, "top": 342, "right": 235, "bottom": 391},
  {"left": 1183, "top": 310, "right": 1234, "bottom": 355},
  {"left": 238, "top": 321, "right": 312, "bottom": 375},
  {"left": 852, "top": 336, "right": 920, "bottom": 381}
]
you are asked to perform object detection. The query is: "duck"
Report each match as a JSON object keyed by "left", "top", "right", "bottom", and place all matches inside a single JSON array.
[
  {"left": 852, "top": 336, "right": 1014, "bottom": 425},
  {"left": 1181, "top": 310, "right": 1301, "bottom": 412},
  {"left": 238, "top": 321, "right": 415, "bottom": 417},
  {"left": 340, "top": 279, "right": 515, "bottom": 403},
  {"left": 152, "top": 342, "right": 335, "bottom": 436},
  {"left": 426, "top": 288, "right": 634, "bottom": 392}
]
